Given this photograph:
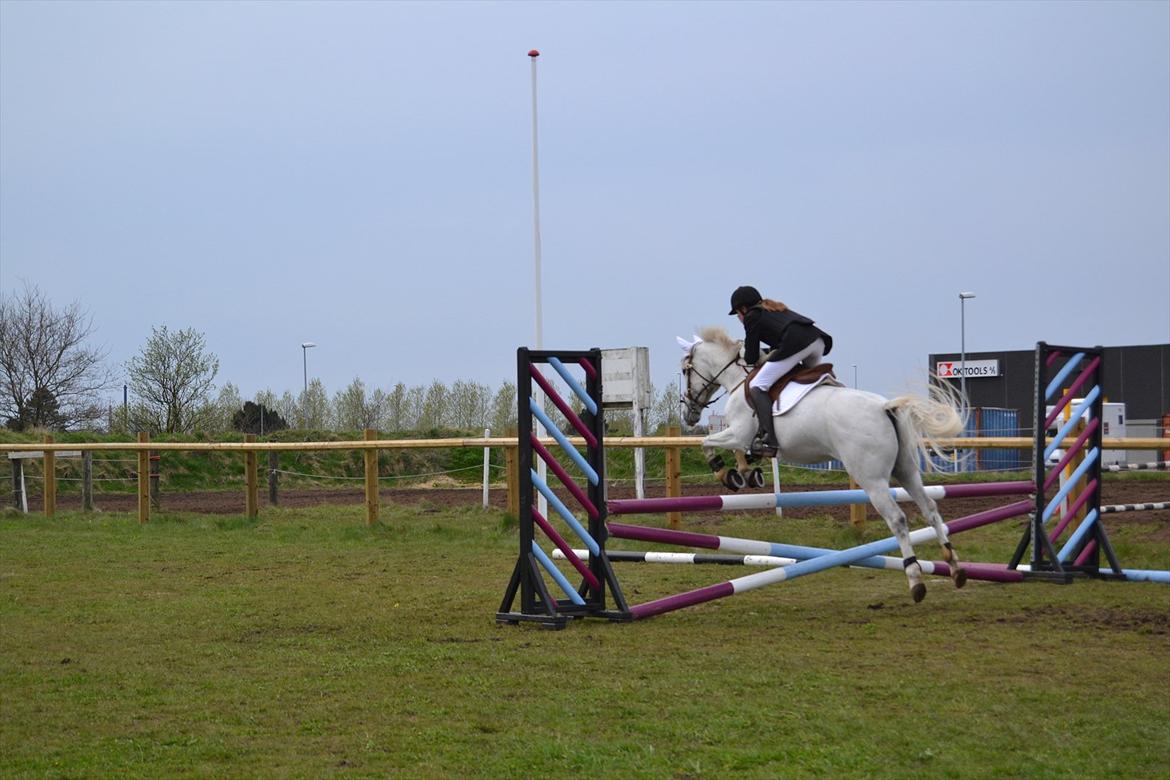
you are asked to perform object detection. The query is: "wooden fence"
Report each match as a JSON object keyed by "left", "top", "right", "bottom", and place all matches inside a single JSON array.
[{"left": 3, "top": 434, "right": 1167, "bottom": 525}]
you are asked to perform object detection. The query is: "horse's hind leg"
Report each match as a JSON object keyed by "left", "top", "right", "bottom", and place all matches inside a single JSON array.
[
  {"left": 858, "top": 478, "right": 927, "bottom": 603},
  {"left": 895, "top": 461, "right": 967, "bottom": 589}
]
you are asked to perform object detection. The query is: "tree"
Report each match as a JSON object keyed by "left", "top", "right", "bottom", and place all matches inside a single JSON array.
[
  {"left": 448, "top": 379, "right": 492, "bottom": 430},
  {"left": 0, "top": 283, "right": 111, "bottom": 430},
  {"left": 299, "top": 378, "right": 332, "bottom": 430},
  {"left": 384, "top": 383, "right": 409, "bottom": 432},
  {"left": 334, "top": 377, "right": 388, "bottom": 431},
  {"left": 404, "top": 385, "right": 425, "bottom": 430},
  {"left": 649, "top": 382, "right": 683, "bottom": 433},
  {"left": 418, "top": 380, "right": 448, "bottom": 430},
  {"left": 232, "top": 401, "right": 289, "bottom": 434},
  {"left": 127, "top": 325, "right": 219, "bottom": 433},
  {"left": 205, "top": 383, "right": 244, "bottom": 434},
  {"left": 489, "top": 382, "right": 517, "bottom": 433}
]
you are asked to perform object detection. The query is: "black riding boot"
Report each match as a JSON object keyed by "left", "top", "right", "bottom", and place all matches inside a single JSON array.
[{"left": 749, "top": 387, "right": 780, "bottom": 457}]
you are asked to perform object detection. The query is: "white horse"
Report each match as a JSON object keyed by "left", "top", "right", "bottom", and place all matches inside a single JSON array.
[{"left": 679, "top": 326, "right": 969, "bottom": 602}]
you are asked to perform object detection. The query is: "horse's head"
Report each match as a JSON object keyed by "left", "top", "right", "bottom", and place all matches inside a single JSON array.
[{"left": 677, "top": 328, "right": 746, "bottom": 427}]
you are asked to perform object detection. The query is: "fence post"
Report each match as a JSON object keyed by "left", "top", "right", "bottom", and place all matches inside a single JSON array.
[
  {"left": 42, "top": 434, "right": 56, "bottom": 518},
  {"left": 10, "top": 457, "right": 23, "bottom": 512},
  {"left": 245, "top": 434, "right": 259, "bottom": 518},
  {"left": 505, "top": 426, "right": 519, "bottom": 517},
  {"left": 848, "top": 475, "right": 866, "bottom": 529},
  {"left": 364, "top": 428, "right": 379, "bottom": 526},
  {"left": 149, "top": 453, "right": 160, "bottom": 508},
  {"left": 137, "top": 432, "right": 150, "bottom": 524},
  {"left": 268, "top": 451, "right": 279, "bottom": 506},
  {"left": 665, "top": 425, "right": 681, "bottom": 528},
  {"left": 82, "top": 451, "right": 95, "bottom": 512}
]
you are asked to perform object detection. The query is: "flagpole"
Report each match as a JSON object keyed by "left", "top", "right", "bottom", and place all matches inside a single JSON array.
[
  {"left": 529, "top": 49, "right": 543, "bottom": 350},
  {"left": 529, "top": 49, "right": 547, "bottom": 516}
]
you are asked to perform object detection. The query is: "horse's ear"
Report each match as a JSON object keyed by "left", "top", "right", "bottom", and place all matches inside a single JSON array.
[{"left": 676, "top": 335, "right": 699, "bottom": 352}]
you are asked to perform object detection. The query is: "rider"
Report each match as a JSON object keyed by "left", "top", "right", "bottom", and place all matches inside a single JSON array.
[{"left": 729, "top": 285, "right": 834, "bottom": 457}]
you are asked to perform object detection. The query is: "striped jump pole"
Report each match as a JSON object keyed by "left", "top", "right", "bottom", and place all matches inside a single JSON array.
[
  {"left": 1100, "top": 502, "right": 1170, "bottom": 514},
  {"left": 1103, "top": 461, "right": 1168, "bottom": 472},
  {"left": 554, "top": 549, "right": 798, "bottom": 567},
  {"left": 607, "top": 481, "right": 1034, "bottom": 517},
  {"left": 613, "top": 500, "right": 1036, "bottom": 619}
]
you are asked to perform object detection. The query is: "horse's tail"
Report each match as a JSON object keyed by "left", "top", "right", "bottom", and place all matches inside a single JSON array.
[{"left": 884, "top": 381, "right": 967, "bottom": 472}]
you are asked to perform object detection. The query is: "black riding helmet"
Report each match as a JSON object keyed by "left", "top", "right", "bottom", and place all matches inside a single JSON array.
[{"left": 728, "top": 285, "right": 762, "bottom": 314}]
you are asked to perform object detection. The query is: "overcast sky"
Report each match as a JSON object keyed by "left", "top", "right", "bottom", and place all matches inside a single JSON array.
[{"left": 2, "top": 0, "right": 1167, "bottom": 417}]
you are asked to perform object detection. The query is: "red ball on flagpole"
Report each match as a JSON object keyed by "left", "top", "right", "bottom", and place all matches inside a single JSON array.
[{"left": 528, "top": 50, "right": 540, "bottom": 57}]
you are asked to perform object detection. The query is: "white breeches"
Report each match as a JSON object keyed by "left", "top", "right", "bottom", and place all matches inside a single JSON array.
[{"left": 748, "top": 338, "right": 826, "bottom": 391}]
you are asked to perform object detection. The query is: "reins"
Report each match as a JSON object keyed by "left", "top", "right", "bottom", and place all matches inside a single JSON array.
[{"left": 682, "top": 350, "right": 749, "bottom": 411}]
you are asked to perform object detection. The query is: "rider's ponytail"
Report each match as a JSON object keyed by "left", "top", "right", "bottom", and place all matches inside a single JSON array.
[{"left": 759, "top": 298, "right": 789, "bottom": 312}]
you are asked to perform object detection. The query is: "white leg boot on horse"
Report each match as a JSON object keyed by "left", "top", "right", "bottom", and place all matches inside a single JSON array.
[{"left": 861, "top": 480, "right": 928, "bottom": 602}]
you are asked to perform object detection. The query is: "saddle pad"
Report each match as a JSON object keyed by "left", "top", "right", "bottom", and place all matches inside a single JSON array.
[{"left": 771, "top": 374, "right": 835, "bottom": 416}]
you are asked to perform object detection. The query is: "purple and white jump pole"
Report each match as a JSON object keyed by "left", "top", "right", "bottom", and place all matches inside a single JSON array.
[{"left": 608, "top": 481, "right": 1034, "bottom": 517}]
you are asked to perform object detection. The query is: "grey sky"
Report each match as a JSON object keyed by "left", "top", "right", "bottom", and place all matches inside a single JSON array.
[{"left": 2, "top": 0, "right": 1167, "bottom": 418}]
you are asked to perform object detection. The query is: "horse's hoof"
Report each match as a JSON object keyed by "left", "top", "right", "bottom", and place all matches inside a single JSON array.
[
  {"left": 942, "top": 544, "right": 955, "bottom": 564},
  {"left": 724, "top": 469, "right": 746, "bottom": 491},
  {"left": 747, "top": 467, "right": 765, "bottom": 489},
  {"left": 952, "top": 568, "right": 968, "bottom": 589},
  {"left": 910, "top": 583, "right": 927, "bottom": 603}
]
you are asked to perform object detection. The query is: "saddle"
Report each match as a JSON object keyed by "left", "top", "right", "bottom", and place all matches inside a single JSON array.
[{"left": 743, "top": 362, "right": 839, "bottom": 405}]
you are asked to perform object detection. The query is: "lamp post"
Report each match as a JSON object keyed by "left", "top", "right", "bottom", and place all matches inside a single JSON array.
[
  {"left": 851, "top": 364, "right": 858, "bottom": 389},
  {"left": 301, "top": 341, "right": 316, "bottom": 427},
  {"left": 958, "top": 292, "right": 975, "bottom": 405}
]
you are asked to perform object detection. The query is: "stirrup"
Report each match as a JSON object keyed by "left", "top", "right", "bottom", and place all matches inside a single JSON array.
[{"left": 749, "top": 434, "right": 777, "bottom": 458}]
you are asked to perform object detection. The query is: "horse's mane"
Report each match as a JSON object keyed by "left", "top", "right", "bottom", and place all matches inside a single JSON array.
[{"left": 696, "top": 326, "right": 740, "bottom": 352}]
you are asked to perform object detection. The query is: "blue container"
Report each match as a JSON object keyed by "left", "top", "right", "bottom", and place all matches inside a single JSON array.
[
  {"left": 924, "top": 407, "right": 1021, "bottom": 473},
  {"left": 977, "top": 407, "right": 1021, "bottom": 471}
]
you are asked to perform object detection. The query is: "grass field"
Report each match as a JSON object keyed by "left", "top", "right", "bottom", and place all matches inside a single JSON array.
[{"left": 2, "top": 499, "right": 1168, "bottom": 779}]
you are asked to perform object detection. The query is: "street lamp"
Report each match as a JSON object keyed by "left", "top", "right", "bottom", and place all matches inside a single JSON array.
[
  {"left": 958, "top": 292, "right": 975, "bottom": 406},
  {"left": 851, "top": 364, "right": 858, "bottom": 389},
  {"left": 301, "top": 341, "right": 317, "bottom": 427}
]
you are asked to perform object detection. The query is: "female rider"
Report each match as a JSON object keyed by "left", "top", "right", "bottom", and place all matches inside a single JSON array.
[{"left": 729, "top": 285, "right": 833, "bottom": 457}]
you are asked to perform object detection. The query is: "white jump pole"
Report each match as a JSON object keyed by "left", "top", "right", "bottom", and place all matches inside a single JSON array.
[{"left": 482, "top": 427, "right": 491, "bottom": 509}]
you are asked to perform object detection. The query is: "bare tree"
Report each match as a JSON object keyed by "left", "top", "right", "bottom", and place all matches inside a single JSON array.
[
  {"left": 448, "top": 379, "right": 492, "bottom": 430},
  {"left": 0, "top": 283, "right": 111, "bottom": 430},
  {"left": 127, "top": 325, "right": 219, "bottom": 433},
  {"left": 419, "top": 380, "right": 448, "bottom": 430},
  {"left": 648, "top": 382, "right": 683, "bottom": 433},
  {"left": 334, "top": 377, "right": 388, "bottom": 431},
  {"left": 299, "top": 378, "right": 333, "bottom": 430},
  {"left": 384, "top": 382, "right": 409, "bottom": 432},
  {"left": 489, "top": 381, "right": 517, "bottom": 433}
]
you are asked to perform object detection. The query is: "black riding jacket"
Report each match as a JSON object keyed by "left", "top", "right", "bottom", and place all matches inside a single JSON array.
[{"left": 742, "top": 306, "right": 833, "bottom": 365}]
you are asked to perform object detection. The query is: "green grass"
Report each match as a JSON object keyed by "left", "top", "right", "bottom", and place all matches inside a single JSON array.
[{"left": 2, "top": 502, "right": 1168, "bottom": 779}]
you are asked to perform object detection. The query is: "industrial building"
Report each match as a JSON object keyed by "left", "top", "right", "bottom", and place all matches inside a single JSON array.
[{"left": 929, "top": 343, "right": 1169, "bottom": 463}]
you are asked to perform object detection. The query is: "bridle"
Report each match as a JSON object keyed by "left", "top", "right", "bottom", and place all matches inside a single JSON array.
[{"left": 681, "top": 347, "right": 750, "bottom": 413}]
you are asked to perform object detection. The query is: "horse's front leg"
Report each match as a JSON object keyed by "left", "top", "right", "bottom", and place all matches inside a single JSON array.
[
  {"left": 734, "top": 450, "right": 767, "bottom": 489},
  {"left": 702, "top": 428, "right": 750, "bottom": 491}
]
